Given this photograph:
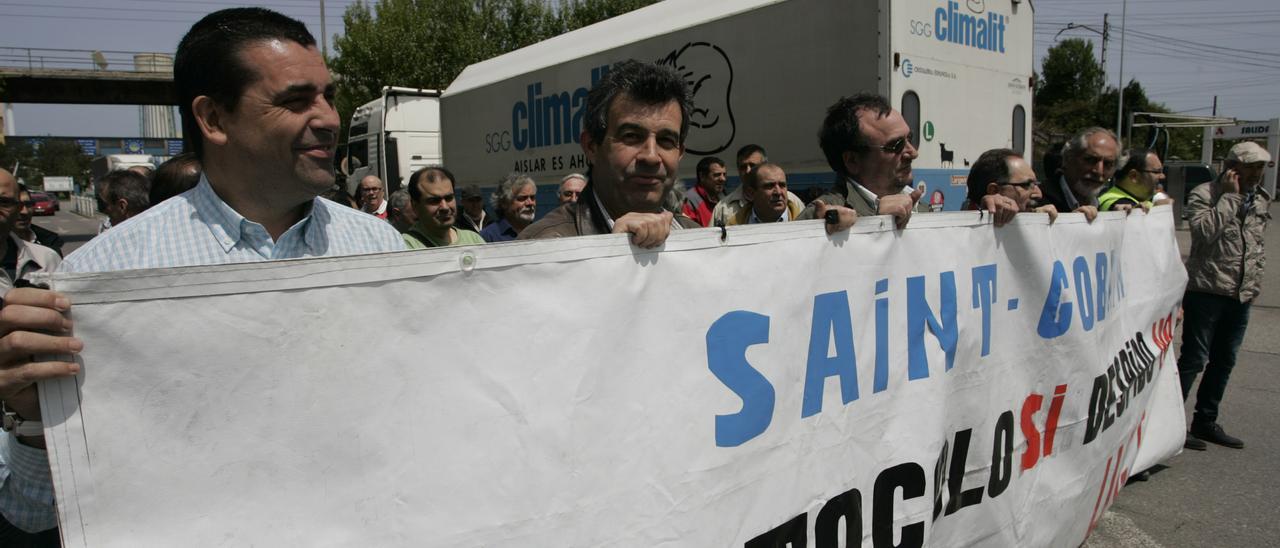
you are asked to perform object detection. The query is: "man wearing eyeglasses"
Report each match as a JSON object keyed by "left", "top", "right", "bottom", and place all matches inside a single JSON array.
[
  {"left": 357, "top": 175, "right": 388, "bottom": 220},
  {"left": 963, "top": 148, "right": 1057, "bottom": 226},
  {"left": 801, "top": 94, "right": 926, "bottom": 230},
  {"left": 1099, "top": 148, "right": 1170, "bottom": 213},
  {"left": 1038, "top": 127, "right": 1118, "bottom": 222},
  {"left": 0, "top": 170, "right": 60, "bottom": 293},
  {"left": 402, "top": 167, "right": 484, "bottom": 248},
  {"left": 558, "top": 173, "right": 587, "bottom": 205}
]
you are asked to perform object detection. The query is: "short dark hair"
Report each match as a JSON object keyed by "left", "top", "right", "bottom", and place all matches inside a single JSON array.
[
  {"left": 696, "top": 156, "right": 725, "bottom": 179},
  {"left": 102, "top": 170, "right": 152, "bottom": 215},
  {"left": 584, "top": 60, "right": 692, "bottom": 146},
  {"left": 965, "top": 148, "right": 1019, "bottom": 205},
  {"left": 1115, "top": 148, "right": 1155, "bottom": 182},
  {"left": 150, "top": 152, "right": 202, "bottom": 205},
  {"left": 818, "top": 94, "right": 893, "bottom": 176},
  {"left": 1041, "top": 141, "right": 1066, "bottom": 180},
  {"left": 735, "top": 144, "right": 767, "bottom": 165},
  {"left": 175, "top": 8, "right": 316, "bottom": 159},
  {"left": 408, "top": 167, "right": 456, "bottom": 202}
]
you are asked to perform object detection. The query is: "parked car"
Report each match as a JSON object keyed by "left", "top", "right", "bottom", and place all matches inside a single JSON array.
[{"left": 31, "top": 192, "right": 59, "bottom": 215}]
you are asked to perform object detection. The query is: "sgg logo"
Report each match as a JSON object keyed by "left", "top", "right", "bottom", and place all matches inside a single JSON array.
[
  {"left": 909, "top": 19, "right": 933, "bottom": 37},
  {"left": 485, "top": 131, "right": 511, "bottom": 153}
]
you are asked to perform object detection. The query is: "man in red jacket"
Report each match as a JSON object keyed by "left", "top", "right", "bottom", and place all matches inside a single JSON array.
[{"left": 681, "top": 156, "right": 726, "bottom": 227}]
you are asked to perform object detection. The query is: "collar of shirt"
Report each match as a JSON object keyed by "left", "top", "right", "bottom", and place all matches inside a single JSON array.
[
  {"left": 592, "top": 190, "right": 682, "bottom": 231},
  {"left": 748, "top": 205, "right": 791, "bottom": 224},
  {"left": 192, "top": 175, "right": 324, "bottom": 257},
  {"left": 374, "top": 199, "right": 387, "bottom": 216},
  {"left": 1056, "top": 175, "right": 1082, "bottom": 211},
  {"left": 464, "top": 210, "right": 485, "bottom": 226},
  {"left": 846, "top": 176, "right": 912, "bottom": 211}
]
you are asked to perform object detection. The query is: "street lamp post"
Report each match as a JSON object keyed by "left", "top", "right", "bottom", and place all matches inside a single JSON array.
[{"left": 1116, "top": 0, "right": 1128, "bottom": 139}]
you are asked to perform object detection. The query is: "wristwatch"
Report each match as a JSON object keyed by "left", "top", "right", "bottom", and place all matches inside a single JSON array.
[{"left": 1, "top": 402, "right": 43, "bottom": 437}]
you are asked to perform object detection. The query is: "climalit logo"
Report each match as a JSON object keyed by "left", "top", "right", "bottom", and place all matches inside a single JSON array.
[
  {"left": 902, "top": 59, "right": 915, "bottom": 78},
  {"left": 935, "top": 0, "right": 1007, "bottom": 53}
]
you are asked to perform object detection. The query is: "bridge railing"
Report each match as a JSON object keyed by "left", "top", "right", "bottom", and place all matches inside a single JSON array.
[{"left": 0, "top": 47, "right": 172, "bottom": 73}]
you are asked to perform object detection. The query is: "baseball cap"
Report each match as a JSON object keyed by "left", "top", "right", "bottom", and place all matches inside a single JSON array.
[
  {"left": 459, "top": 184, "right": 483, "bottom": 200},
  {"left": 1228, "top": 141, "right": 1271, "bottom": 164}
]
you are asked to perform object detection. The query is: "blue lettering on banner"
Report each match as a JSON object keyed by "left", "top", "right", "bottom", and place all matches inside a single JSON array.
[
  {"left": 935, "top": 0, "right": 1007, "bottom": 53},
  {"left": 802, "top": 291, "right": 859, "bottom": 418},
  {"left": 166, "top": 140, "right": 184, "bottom": 156},
  {"left": 510, "top": 65, "right": 606, "bottom": 152},
  {"left": 907, "top": 271, "right": 958, "bottom": 378},
  {"left": 705, "top": 251, "right": 1126, "bottom": 446},
  {"left": 707, "top": 311, "right": 775, "bottom": 448}
]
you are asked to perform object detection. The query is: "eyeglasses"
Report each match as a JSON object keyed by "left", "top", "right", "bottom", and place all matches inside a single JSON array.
[
  {"left": 858, "top": 133, "right": 914, "bottom": 155},
  {"left": 999, "top": 180, "right": 1039, "bottom": 190},
  {"left": 358, "top": 187, "right": 382, "bottom": 194},
  {"left": 1140, "top": 169, "right": 1164, "bottom": 175},
  {"left": 420, "top": 193, "right": 454, "bottom": 205},
  {"left": 0, "top": 198, "right": 33, "bottom": 209}
]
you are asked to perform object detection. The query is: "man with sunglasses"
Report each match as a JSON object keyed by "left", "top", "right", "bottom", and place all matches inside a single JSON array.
[
  {"left": 1099, "top": 148, "right": 1170, "bottom": 213},
  {"left": 402, "top": 166, "right": 484, "bottom": 248},
  {"left": 802, "top": 94, "right": 926, "bottom": 229},
  {"left": 0, "top": 170, "right": 60, "bottom": 293},
  {"left": 963, "top": 148, "right": 1057, "bottom": 226},
  {"left": 1038, "top": 127, "right": 1118, "bottom": 222}
]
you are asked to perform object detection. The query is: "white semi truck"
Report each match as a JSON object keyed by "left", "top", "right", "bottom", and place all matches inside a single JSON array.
[
  {"left": 348, "top": 0, "right": 1035, "bottom": 210},
  {"left": 436, "top": 0, "right": 1034, "bottom": 211},
  {"left": 345, "top": 86, "right": 443, "bottom": 194}
]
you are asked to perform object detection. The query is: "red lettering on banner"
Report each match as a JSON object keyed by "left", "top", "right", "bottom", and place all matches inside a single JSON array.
[
  {"left": 1043, "top": 384, "right": 1067, "bottom": 456},
  {"left": 1020, "top": 394, "right": 1044, "bottom": 471},
  {"left": 1019, "top": 384, "right": 1069, "bottom": 472}
]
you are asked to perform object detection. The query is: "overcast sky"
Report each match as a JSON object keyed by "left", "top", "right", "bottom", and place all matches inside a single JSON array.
[{"left": 3, "top": 0, "right": 1278, "bottom": 137}]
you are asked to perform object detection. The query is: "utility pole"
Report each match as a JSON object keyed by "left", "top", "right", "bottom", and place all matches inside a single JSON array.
[
  {"left": 1115, "top": 0, "right": 1127, "bottom": 138},
  {"left": 1212, "top": 95, "right": 1218, "bottom": 116},
  {"left": 320, "top": 0, "right": 328, "bottom": 60},
  {"left": 1100, "top": 14, "right": 1109, "bottom": 94}
]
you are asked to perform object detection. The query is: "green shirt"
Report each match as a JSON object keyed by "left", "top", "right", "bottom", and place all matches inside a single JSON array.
[
  {"left": 1098, "top": 185, "right": 1152, "bottom": 212},
  {"left": 403, "top": 223, "right": 485, "bottom": 249}
]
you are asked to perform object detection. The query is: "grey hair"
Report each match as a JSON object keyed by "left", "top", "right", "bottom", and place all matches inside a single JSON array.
[
  {"left": 1062, "top": 127, "right": 1120, "bottom": 161},
  {"left": 387, "top": 188, "right": 411, "bottom": 211},
  {"left": 493, "top": 172, "right": 537, "bottom": 218},
  {"left": 560, "top": 172, "right": 586, "bottom": 185}
]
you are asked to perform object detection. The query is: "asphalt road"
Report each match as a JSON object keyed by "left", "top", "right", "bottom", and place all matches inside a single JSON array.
[
  {"left": 30, "top": 207, "right": 103, "bottom": 256},
  {"left": 1086, "top": 218, "right": 1280, "bottom": 548}
]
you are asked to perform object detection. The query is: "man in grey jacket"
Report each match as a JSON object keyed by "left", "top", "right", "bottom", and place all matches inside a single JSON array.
[{"left": 1178, "top": 141, "right": 1271, "bottom": 450}]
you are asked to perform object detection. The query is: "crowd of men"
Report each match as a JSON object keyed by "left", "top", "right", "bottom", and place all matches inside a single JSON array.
[{"left": 0, "top": 6, "right": 1270, "bottom": 544}]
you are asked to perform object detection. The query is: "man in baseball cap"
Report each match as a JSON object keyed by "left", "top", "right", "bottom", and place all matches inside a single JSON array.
[{"left": 1178, "top": 140, "right": 1271, "bottom": 450}]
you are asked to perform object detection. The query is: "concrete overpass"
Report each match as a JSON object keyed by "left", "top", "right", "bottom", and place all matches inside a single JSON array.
[{"left": 0, "top": 47, "right": 175, "bottom": 105}]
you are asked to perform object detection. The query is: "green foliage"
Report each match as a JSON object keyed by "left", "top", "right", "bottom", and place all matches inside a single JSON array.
[
  {"left": 1034, "top": 39, "right": 1203, "bottom": 164},
  {"left": 328, "top": 0, "right": 658, "bottom": 140},
  {"left": 0, "top": 139, "right": 92, "bottom": 189}
]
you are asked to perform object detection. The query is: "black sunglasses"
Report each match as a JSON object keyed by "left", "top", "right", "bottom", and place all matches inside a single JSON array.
[{"left": 858, "top": 133, "right": 914, "bottom": 155}]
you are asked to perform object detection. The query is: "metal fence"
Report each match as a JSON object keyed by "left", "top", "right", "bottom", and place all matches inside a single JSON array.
[{"left": 0, "top": 47, "right": 172, "bottom": 73}]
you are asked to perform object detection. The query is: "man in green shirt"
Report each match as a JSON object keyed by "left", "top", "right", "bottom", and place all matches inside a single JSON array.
[
  {"left": 402, "top": 167, "right": 485, "bottom": 249},
  {"left": 1099, "top": 147, "right": 1170, "bottom": 213}
]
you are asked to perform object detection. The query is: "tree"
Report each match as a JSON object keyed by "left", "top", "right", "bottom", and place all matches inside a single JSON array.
[
  {"left": 328, "top": 0, "right": 658, "bottom": 141},
  {"left": 0, "top": 139, "right": 91, "bottom": 190},
  {"left": 1036, "top": 38, "right": 1104, "bottom": 109}
]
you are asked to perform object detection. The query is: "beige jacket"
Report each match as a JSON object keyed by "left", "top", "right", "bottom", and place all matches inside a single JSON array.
[{"left": 1184, "top": 181, "right": 1271, "bottom": 302}]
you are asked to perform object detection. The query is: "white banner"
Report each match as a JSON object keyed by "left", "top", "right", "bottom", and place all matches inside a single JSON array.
[{"left": 42, "top": 208, "right": 1187, "bottom": 547}]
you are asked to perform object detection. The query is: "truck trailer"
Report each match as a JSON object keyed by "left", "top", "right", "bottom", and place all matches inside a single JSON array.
[
  {"left": 439, "top": 0, "right": 1034, "bottom": 211},
  {"left": 345, "top": 86, "right": 443, "bottom": 195}
]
